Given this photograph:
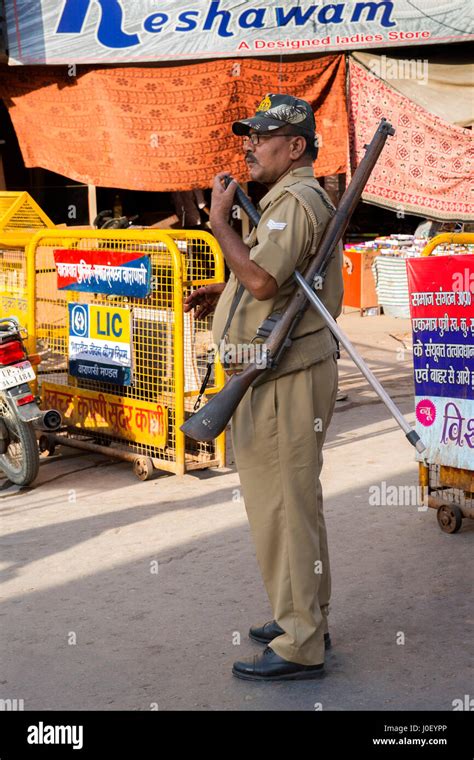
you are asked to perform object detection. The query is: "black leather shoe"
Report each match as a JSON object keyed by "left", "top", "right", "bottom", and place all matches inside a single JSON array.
[
  {"left": 249, "top": 620, "right": 331, "bottom": 650},
  {"left": 232, "top": 646, "right": 325, "bottom": 682}
]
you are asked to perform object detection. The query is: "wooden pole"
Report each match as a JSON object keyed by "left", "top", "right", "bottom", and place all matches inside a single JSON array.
[
  {"left": 87, "top": 184, "right": 97, "bottom": 227},
  {"left": 0, "top": 141, "right": 6, "bottom": 190}
]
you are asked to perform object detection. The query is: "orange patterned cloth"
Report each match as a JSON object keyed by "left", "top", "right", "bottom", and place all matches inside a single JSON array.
[{"left": 0, "top": 56, "right": 347, "bottom": 191}]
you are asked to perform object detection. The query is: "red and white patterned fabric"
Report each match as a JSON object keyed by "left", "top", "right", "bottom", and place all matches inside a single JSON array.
[{"left": 349, "top": 59, "right": 474, "bottom": 221}]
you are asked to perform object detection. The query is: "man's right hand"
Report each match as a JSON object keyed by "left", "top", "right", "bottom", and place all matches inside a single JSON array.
[{"left": 183, "top": 282, "right": 226, "bottom": 319}]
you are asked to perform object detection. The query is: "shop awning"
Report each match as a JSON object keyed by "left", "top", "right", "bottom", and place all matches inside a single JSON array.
[
  {"left": 0, "top": 55, "right": 348, "bottom": 192},
  {"left": 349, "top": 59, "right": 474, "bottom": 221}
]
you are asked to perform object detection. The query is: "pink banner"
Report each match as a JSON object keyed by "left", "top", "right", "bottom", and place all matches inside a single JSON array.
[{"left": 407, "top": 255, "right": 474, "bottom": 468}]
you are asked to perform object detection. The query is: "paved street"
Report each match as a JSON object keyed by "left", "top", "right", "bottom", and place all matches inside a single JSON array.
[{"left": 1, "top": 312, "right": 472, "bottom": 711}]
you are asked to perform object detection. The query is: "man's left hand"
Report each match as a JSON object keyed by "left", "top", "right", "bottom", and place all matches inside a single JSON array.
[{"left": 210, "top": 172, "right": 238, "bottom": 228}]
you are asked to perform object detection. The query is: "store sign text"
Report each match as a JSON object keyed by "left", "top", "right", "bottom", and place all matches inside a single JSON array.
[
  {"left": 6, "top": 0, "right": 472, "bottom": 63},
  {"left": 56, "top": 1, "right": 398, "bottom": 50}
]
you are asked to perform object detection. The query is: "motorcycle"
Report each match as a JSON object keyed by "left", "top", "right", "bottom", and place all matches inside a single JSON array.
[
  {"left": 0, "top": 318, "right": 62, "bottom": 486},
  {"left": 93, "top": 209, "right": 139, "bottom": 230}
]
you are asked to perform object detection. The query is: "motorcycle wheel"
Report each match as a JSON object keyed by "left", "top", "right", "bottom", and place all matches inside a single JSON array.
[{"left": 0, "top": 393, "right": 39, "bottom": 486}]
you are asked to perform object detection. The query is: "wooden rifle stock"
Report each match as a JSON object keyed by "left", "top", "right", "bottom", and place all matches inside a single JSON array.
[{"left": 181, "top": 119, "right": 395, "bottom": 442}]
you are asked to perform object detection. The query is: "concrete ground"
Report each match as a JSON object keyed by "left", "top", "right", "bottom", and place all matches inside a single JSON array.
[{"left": 0, "top": 312, "right": 472, "bottom": 711}]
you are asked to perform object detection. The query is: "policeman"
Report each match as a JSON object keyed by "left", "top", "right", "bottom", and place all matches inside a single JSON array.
[{"left": 185, "top": 94, "right": 343, "bottom": 681}]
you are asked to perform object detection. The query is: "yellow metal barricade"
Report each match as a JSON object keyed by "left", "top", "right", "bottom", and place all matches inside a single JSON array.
[
  {"left": 0, "top": 191, "right": 53, "bottom": 234},
  {"left": 0, "top": 192, "right": 54, "bottom": 334},
  {"left": 28, "top": 228, "right": 226, "bottom": 478},
  {"left": 0, "top": 236, "right": 31, "bottom": 329},
  {"left": 421, "top": 232, "right": 474, "bottom": 257}
]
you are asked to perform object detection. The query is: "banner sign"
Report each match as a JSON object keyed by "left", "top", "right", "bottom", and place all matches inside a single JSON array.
[
  {"left": 5, "top": 1, "right": 474, "bottom": 65},
  {"left": 68, "top": 302, "right": 133, "bottom": 386},
  {"left": 407, "top": 255, "right": 474, "bottom": 469},
  {"left": 54, "top": 250, "right": 151, "bottom": 299},
  {"left": 42, "top": 382, "right": 168, "bottom": 449}
]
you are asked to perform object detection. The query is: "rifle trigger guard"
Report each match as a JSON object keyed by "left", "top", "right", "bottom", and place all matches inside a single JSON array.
[{"left": 270, "top": 336, "right": 293, "bottom": 368}]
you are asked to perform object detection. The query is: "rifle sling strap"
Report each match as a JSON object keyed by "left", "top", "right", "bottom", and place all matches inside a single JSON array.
[{"left": 193, "top": 281, "right": 244, "bottom": 411}]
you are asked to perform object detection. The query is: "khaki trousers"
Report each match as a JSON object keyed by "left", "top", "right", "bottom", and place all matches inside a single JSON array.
[{"left": 231, "top": 353, "right": 338, "bottom": 666}]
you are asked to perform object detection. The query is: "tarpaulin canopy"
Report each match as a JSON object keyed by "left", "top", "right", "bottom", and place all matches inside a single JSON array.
[
  {"left": 352, "top": 51, "right": 474, "bottom": 128},
  {"left": 349, "top": 59, "right": 474, "bottom": 221},
  {"left": 0, "top": 55, "right": 348, "bottom": 192}
]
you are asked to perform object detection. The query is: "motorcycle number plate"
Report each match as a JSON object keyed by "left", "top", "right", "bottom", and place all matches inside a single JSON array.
[{"left": 0, "top": 361, "right": 36, "bottom": 390}]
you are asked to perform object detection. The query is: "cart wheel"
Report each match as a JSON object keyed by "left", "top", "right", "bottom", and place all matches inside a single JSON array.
[
  {"left": 39, "top": 434, "right": 55, "bottom": 456},
  {"left": 437, "top": 504, "right": 463, "bottom": 534},
  {"left": 133, "top": 457, "right": 154, "bottom": 481}
]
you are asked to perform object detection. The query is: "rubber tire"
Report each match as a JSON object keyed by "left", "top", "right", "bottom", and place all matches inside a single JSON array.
[
  {"left": 436, "top": 504, "right": 463, "bottom": 534},
  {"left": 133, "top": 457, "right": 154, "bottom": 481},
  {"left": 0, "top": 397, "right": 39, "bottom": 486}
]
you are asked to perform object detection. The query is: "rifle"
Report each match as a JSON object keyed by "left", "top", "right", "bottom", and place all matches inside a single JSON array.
[{"left": 181, "top": 119, "right": 425, "bottom": 454}]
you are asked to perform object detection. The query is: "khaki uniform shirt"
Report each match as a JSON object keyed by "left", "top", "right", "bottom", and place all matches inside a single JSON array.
[{"left": 212, "top": 166, "right": 344, "bottom": 379}]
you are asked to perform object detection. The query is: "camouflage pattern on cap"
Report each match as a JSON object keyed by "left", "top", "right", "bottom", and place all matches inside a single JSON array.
[{"left": 232, "top": 93, "right": 316, "bottom": 136}]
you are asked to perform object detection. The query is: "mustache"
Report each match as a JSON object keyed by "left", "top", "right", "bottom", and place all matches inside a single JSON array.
[{"left": 245, "top": 152, "right": 257, "bottom": 164}]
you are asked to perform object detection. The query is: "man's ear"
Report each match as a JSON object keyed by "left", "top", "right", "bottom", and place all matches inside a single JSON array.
[{"left": 289, "top": 135, "right": 306, "bottom": 159}]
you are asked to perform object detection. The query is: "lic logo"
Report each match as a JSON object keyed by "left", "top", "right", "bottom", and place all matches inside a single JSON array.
[{"left": 71, "top": 305, "right": 88, "bottom": 337}]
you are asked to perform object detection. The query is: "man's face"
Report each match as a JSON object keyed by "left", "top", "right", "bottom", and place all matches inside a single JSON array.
[{"left": 243, "top": 128, "right": 303, "bottom": 186}]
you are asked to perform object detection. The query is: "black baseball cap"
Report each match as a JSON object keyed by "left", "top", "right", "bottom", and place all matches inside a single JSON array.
[{"left": 232, "top": 93, "right": 316, "bottom": 136}]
